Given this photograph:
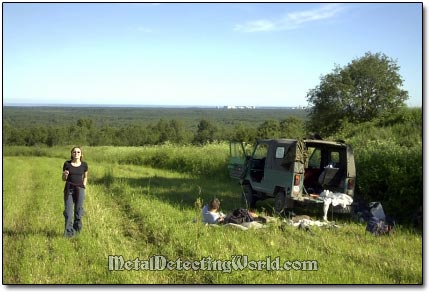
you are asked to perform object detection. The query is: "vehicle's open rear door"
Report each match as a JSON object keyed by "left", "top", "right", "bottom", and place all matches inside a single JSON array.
[{"left": 228, "top": 142, "right": 247, "bottom": 179}]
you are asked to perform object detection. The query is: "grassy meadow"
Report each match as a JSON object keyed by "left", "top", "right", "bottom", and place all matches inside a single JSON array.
[{"left": 3, "top": 145, "right": 422, "bottom": 284}]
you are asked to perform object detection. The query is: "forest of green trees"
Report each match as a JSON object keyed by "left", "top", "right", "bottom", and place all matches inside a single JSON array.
[{"left": 3, "top": 107, "right": 308, "bottom": 146}]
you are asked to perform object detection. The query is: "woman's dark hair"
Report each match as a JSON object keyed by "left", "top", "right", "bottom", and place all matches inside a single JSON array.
[
  {"left": 70, "top": 146, "right": 84, "bottom": 161},
  {"left": 209, "top": 198, "right": 220, "bottom": 210}
]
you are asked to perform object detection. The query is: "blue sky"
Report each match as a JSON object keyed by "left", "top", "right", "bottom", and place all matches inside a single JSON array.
[{"left": 3, "top": 2, "right": 423, "bottom": 107}]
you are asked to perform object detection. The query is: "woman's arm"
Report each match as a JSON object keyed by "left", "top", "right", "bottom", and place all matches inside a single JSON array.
[
  {"left": 83, "top": 171, "right": 88, "bottom": 187},
  {"left": 62, "top": 170, "right": 69, "bottom": 181}
]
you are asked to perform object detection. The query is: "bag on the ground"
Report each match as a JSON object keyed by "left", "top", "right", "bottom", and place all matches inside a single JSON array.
[
  {"left": 368, "top": 202, "right": 386, "bottom": 220},
  {"left": 366, "top": 215, "right": 395, "bottom": 236},
  {"left": 224, "top": 209, "right": 254, "bottom": 224},
  {"left": 353, "top": 201, "right": 387, "bottom": 222}
]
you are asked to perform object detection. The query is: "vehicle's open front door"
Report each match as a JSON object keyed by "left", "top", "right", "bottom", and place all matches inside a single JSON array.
[{"left": 228, "top": 142, "right": 247, "bottom": 179}]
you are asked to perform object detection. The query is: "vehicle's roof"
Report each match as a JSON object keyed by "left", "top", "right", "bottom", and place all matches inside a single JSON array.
[
  {"left": 303, "top": 139, "right": 347, "bottom": 146},
  {"left": 259, "top": 138, "right": 297, "bottom": 143},
  {"left": 257, "top": 138, "right": 347, "bottom": 146}
]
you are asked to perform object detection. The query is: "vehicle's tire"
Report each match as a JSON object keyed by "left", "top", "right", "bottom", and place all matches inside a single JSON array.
[
  {"left": 242, "top": 184, "right": 256, "bottom": 209},
  {"left": 274, "top": 191, "right": 286, "bottom": 214}
]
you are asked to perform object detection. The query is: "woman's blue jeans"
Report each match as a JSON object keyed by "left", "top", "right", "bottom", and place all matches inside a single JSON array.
[{"left": 63, "top": 187, "right": 85, "bottom": 237}]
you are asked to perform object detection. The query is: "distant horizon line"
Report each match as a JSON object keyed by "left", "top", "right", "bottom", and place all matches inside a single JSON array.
[
  {"left": 3, "top": 102, "right": 421, "bottom": 109},
  {"left": 3, "top": 102, "right": 307, "bottom": 109}
]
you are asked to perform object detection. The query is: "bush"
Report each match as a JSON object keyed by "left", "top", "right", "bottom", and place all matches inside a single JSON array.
[
  {"left": 332, "top": 107, "right": 423, "bottom": 224},
  {"left": 350, "top": 138, "right": 422, "bottom": 224}
]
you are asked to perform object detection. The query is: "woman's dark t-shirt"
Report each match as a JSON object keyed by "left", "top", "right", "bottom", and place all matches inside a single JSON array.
[{"left": 63, "top": 161, "right": 88, "bottom": 185}]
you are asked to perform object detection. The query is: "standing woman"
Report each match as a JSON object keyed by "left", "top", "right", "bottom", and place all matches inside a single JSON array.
[{"left": 62, "top": 146, "right": 88, "bottom": 237}]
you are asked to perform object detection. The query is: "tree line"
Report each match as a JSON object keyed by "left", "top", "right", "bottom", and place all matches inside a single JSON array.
[{"left": 2, "top": 116, "right": 306, "bottom": 147}]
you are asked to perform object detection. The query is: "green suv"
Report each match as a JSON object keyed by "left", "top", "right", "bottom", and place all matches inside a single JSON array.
[{"left": 228, "top": 139, "right": 356, "bottom": 213}]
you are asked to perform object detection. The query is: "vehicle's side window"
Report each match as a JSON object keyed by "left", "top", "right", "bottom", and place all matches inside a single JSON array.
[
  {"left": 253, "top": 143, "right": 269, "bottom": 159},
  {"left": 307, "top": 147, "right": 321, "bottom": 168},
  {"left": 328, "top": 151, "right": 341, "bottom": 167},
  {"left": 275, "top": 147, "right": 285, "bottom": 158}
]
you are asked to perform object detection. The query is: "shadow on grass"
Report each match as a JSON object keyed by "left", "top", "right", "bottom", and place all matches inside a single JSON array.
[
  {"left": 3, "top": 227, "right": 63, "bottom": 238},
  {"left": 92, "top": 174, "right": 243, "bottom": 213}
]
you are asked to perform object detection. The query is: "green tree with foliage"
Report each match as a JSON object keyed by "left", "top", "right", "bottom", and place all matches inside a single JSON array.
[
  {"left": 257, "top": 120, "right": 281, "bottom": 139},
  {"left": 306, "top": 52, "right": 409, "bottom": 136},
  {"left": 154, "top": 119, "right": 171, "bottom": 144},
  {"left": 193, "top": 119, "right": 218, "bottom": 145},
  {"left": 3, "top": 122, "right": 12, "bottom": 146},
  {"left": 280, "top": 117, "right": 305, "bottom": 139},
  {"left": 232, "top": 123, "right": 257, "bottom": 143},
  {"left": 76, "top": 118, "right": 93, "bottom": 129},
  {"left": 168, "top": 119, "right": 188, "bottom": 144}
]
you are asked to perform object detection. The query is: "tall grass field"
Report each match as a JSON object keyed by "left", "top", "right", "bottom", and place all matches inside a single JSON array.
[{"left": 3, "top": 145, "right": 422, "bottom": 284}]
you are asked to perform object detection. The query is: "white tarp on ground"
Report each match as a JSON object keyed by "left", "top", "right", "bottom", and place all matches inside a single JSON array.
[
  {"left": 320, "top": 190, "right": 353, "bottom": 221},
  {"left": 289, "top": 219, "right": 329, "bottom": 227},
  {"left": 208, "top": 221, "right": 267, "bottom": 230}
]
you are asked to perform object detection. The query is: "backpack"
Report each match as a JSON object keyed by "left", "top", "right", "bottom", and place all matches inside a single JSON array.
[
  {"left": 366, "top": 215, "right": 395, "bottom": 236},
  {"left": 224, "top": 209, "right": 254, "bottom": 224},
  {"left": 353, "top": 201, "right": 387, "bottom": 223}
]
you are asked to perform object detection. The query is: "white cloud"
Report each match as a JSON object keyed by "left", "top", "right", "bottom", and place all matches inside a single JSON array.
[
  {"left": 234, "top": 20, "right": 276, "bottom": 32},
  {"left": 234, "top": 4, "right": 345, "bottom": 32}
]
